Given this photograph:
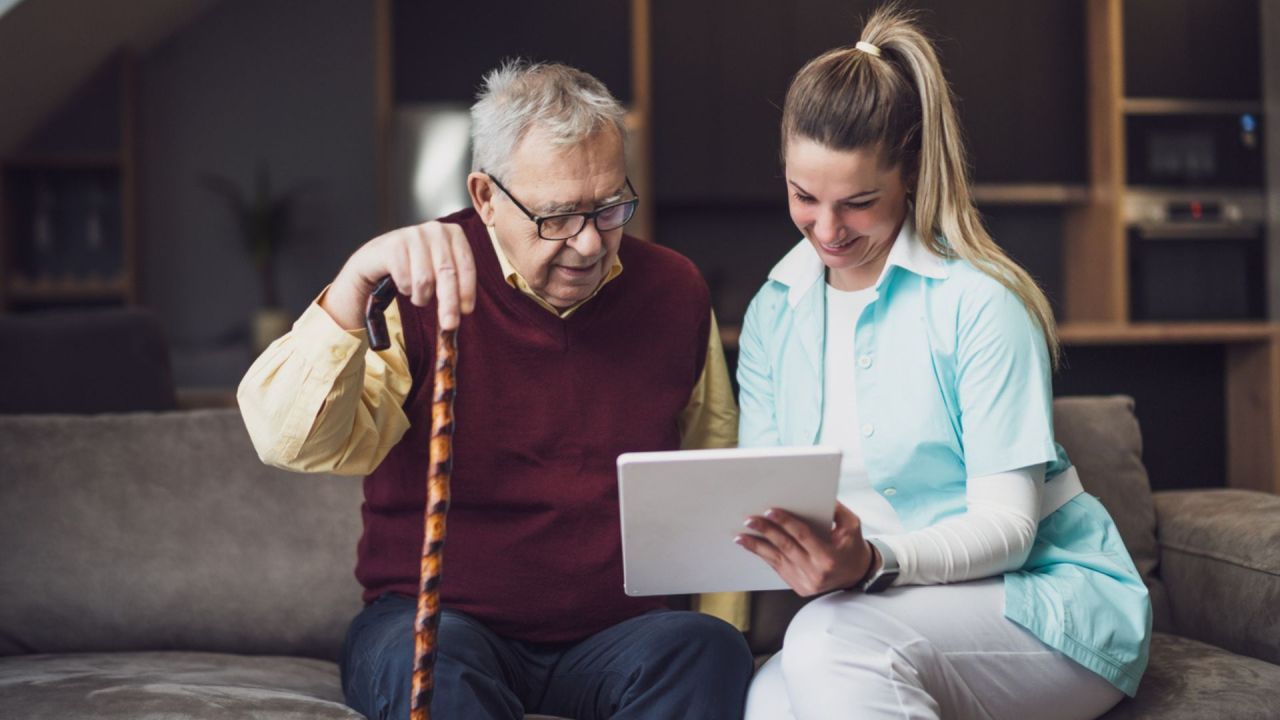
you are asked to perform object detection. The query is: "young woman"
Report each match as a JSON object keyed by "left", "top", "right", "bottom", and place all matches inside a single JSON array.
[{"left": 733, "top": 7, "right": 1151, "bottom": 719}]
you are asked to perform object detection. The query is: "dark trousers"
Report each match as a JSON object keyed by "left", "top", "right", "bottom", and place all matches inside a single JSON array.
[{"left": 340, "top": 594, "right": 753, "bottom": 720}]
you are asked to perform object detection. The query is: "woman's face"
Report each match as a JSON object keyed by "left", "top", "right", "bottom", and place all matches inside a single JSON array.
[{"left": 784, "top": 136, "right": 910, "bottom": 291}]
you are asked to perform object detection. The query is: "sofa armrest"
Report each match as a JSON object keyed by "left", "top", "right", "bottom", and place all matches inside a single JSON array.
[{"left": 1155, "top": 489, "right": 1280, "bottom": 665}]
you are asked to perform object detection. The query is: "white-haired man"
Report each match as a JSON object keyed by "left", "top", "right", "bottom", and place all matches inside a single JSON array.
[{"left": 238, "top": 61, "right": 752, "bottom": 719}]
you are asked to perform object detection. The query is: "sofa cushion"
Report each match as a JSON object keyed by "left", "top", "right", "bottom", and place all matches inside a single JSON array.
[
  {"left": 0, "top": 410, "right": 364, "bottom": 660},
  {"left": 1101, "top": 633, "right": 1280, "bottom": 719},
  {"left": 1053, "top": 395, "right": 1170, "bottom": 631},
  {"left": 745, "top": 633, "right": 1280, "bottom": 720},
  {"left": 0, "top": 651, "right": 362, "bottom": 719},
  {"left": 1155, "top": 489, "right": 1280, "bottom": 664}
]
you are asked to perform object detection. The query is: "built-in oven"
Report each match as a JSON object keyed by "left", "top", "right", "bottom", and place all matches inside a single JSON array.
[{"left": 1126, "top": 191, "right": 1268, "bottom": 321}]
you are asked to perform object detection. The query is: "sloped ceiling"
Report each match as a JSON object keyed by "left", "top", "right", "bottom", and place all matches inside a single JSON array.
[
  {"left": 0, "top": 0, "right": 219, "bottom": 155},
  {"left": 0, "top": 1, "right": 27, "bottom": 20}
]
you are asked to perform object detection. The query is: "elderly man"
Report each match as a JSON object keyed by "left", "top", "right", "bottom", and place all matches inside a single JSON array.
[{"left": 238, "top": 61, "right": 752, "bottom": 719}]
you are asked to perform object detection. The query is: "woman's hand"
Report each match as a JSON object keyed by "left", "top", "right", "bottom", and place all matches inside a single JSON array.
[{"left": 736, "top": 502, "right": 876, "bottom": 597}]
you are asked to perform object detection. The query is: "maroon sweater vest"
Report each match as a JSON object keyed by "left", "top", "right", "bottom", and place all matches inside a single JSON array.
[{"left": 354, "top": 208, "right": 712, "bottom": 643}]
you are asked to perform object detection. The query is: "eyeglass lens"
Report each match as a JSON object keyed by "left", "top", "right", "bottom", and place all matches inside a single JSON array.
[{"left": 540, "top": 201, "right": 636, "bottom": 240}]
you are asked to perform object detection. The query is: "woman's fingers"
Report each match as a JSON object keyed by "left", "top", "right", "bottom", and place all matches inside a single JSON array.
[
  {"left": 761, "top": 508, "right": 823, "bottom": 550},
  {"left": 737, "top": 529, "right": 828, "bottom": 597},
  {"left": 740, "top": 506, "right": 873, "bottom": 595},
  {"left": 744, "top": 514, "right": 811, "bottom": 562},
  {"left": 735, "top": 532, "right": 783, "bottom": 569}
]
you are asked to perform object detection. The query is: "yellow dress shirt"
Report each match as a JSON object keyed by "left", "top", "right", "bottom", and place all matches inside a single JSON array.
[{"left": 238, "top": 235, "right": 748, "bottom": 629}]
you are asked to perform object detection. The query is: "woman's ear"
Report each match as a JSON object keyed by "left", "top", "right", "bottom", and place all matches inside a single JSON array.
[
  {"left": 467, "top": 172, "right": 496, "bottom": 225},
  {"left": 903, "top": 161, "right": 919, "bottom": 194},
  {"left": 904, "top": 171, "right": 920, "bottom": 200}
]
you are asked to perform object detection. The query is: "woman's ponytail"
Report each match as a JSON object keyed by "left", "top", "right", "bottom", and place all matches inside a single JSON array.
[{"left": 782, "top": 4, "right": 1061, "bottom": 367}]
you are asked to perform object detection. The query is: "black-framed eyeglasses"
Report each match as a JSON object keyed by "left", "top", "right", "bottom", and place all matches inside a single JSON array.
[{"left": 486, "top": 173, "right": 639, "bottom": 241}]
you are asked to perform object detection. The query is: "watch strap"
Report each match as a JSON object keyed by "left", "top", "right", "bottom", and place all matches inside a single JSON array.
[{"left": 860, "top": 538, "right": 899, "bottom": 593}]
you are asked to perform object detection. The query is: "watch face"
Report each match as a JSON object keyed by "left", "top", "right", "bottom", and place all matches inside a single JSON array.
[{"left": 865, "top": 571, "right": 896, "bottom": 594}]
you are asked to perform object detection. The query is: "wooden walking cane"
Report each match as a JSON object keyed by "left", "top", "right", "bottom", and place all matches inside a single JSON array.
[{"left": 366, "top": 276, "right": 457, "bottom": 720}]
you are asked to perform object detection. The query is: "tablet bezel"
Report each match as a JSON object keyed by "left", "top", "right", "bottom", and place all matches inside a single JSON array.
[{"left": 617, "top": 445, "right": 842, "bottom": 596}]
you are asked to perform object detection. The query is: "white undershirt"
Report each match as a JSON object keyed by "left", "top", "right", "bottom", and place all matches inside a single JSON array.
[
  {"left": 818, "top": 284, "right": 903, "bottom": 537},
  {"left": 819, "top": 282, "right": 1042, "bottom": 586}
]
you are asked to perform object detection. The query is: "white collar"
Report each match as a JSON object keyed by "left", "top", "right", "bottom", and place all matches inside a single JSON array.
[{"left": 766, "top": 217, "right": 949, "bottom": 307}]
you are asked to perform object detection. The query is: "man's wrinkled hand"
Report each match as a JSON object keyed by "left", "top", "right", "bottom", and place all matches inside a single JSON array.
[{"left": 323, "top": 221, "right": 478, "bottom": 332}]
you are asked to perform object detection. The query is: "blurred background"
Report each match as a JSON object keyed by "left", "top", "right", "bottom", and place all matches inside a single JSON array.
[{"left": 1, "top": 0, "right": 1278, "bottom": 495}]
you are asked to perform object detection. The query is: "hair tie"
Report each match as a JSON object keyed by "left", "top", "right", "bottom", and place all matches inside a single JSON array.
[{"left": 855, "top": 40, "right": 882, "bottom": 57}]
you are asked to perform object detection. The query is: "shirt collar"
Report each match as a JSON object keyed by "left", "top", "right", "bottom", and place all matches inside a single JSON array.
[
  {"left": 766, "top": 217, "right": 949, "bottom": 308},
  {"left": 486, "top": 225, "right": 624, "bottom": 318}
]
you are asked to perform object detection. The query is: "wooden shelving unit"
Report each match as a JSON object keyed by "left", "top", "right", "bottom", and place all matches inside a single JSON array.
[
  {"left": 373, "top": 0, "right": 393, "bottom": 233},
  {"left": 1058, "top": 322, "right": 1280, "bottom": 345},
  {"left": 1122, "top": 97, "right": 1264, "bottom": 115},
  {"left": 1063, "top": 0, "right": 1127, "bottom": 325},
  {"left": 627, "top": 0, "right": 653, "bottom": 243},
  {"left": 1060, "top": 0, "right": 1278, "bottom": 493},
  {"left": 0, "top": 52, "right": 140, "bottom": 312},
  {"left": 3, "top": 153, "right": 123, "bottom": 169},
  {"left": 1061, "top": 322, "right": 1280, "bottom": 495},
  {"left": 6, "top": 274, "right": 129, "bottom": 303},
  {"left": 973, "top": 184, "right": 1089, "bottom": 206}
]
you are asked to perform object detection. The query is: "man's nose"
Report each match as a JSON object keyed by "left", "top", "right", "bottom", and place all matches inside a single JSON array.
[{"left": 568, "top": 218, "right": 604, "bottom": 258}]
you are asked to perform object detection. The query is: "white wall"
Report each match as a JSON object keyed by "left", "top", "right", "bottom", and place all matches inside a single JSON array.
[{"left": 139, "top": 0, "right": 376, "bottom": 385}]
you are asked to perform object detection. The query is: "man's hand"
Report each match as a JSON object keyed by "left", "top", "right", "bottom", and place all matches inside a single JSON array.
[
  {"left": 735, "top": 502, "right": 877, "bottom": 597},
  {"left": 322, "top": 221, "right": 478, "bottom": 332}
]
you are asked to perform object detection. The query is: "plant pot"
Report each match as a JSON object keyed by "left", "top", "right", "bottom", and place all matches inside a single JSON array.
[{"left": 252, "top": 307, "right": 292, "bottom": 354}]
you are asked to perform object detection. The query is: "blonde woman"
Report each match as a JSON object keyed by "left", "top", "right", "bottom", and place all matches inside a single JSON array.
[{"left": 734, "top": 7, "right": 1151, "bottom": 719}]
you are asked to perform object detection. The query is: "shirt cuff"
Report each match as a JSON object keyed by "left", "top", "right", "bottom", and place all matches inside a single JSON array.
[{"left": 292, "top": 287, "right": 370, "bottom": 378}]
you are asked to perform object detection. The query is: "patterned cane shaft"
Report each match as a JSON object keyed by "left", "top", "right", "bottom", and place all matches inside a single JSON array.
[{"left": 410, "top": 328, "right": 458, "bottom": 720}]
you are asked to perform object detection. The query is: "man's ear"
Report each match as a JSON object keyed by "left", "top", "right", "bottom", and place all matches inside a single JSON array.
[{"left": 468, "top": 172, "right": 496, "bottom": 224}]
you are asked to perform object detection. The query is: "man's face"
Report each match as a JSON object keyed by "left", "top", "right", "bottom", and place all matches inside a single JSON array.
[{"left": 475, "top": 125, "right": 629, "bottom": 309}]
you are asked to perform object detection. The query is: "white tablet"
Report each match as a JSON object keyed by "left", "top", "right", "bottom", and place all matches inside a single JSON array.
[{"left": 617, "top": 446, "right": 841, "bottom": 596}]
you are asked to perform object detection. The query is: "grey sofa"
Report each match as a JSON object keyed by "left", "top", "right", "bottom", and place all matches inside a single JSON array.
[{"left": 1, "top": 396, "right": 1278, "bottom": 719}]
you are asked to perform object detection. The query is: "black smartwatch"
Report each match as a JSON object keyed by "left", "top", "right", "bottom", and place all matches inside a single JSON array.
[{"left": 859, "top": 538, "right": 899, "bottom": 593}]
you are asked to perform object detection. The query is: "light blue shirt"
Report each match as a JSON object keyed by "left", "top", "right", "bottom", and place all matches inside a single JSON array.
[{"left": 737, "top": 221, "right": 1152, "bottom": 696}]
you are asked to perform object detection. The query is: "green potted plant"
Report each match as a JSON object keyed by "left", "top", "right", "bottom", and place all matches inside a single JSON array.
[{"left": 202, "top": 163, "right": 305, "bottom": 353}]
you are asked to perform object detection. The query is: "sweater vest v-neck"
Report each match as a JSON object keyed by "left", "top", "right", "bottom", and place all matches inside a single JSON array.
[{"left": 354, "top": 208, "right": 712, "bottom": 643}]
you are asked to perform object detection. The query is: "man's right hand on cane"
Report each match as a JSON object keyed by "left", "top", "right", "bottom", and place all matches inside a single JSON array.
[{"left": 320, "top": 220, "right": 478, "bottom": 332}]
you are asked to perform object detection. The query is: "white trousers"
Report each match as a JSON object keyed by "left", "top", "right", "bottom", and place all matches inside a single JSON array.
[{"left": 745, "top": 578, "right": 1123, "bottom": 720}]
